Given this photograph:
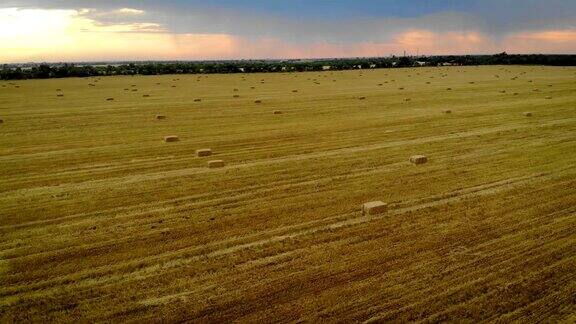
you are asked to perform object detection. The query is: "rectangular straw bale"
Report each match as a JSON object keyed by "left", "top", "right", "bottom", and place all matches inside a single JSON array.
[
  {"left": 362, "top": 201, "right": 388, "bottom": 215},
  {"left": 164, "top": 136, "right": 179, "bottom": 143},
  {"left": 409, "top": 155, "right": 428, "bottom": 165},
  {"left": 208, "top": 160, "right": 225, "bottom": 168},
  {"left": 196, "top": 149, "right": 212, "bottom": 157}
]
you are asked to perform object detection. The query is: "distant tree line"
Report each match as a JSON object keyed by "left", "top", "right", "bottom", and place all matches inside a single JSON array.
[{"left": 2, "top": 53, "right": 575, "bottom": 80}]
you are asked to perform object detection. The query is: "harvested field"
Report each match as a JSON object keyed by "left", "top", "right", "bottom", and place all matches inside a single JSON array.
[{"left": 0, "top": 66, "right": 575, "bottom": 322}]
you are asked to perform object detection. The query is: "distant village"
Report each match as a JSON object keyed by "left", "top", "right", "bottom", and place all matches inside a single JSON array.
[{"left": 2, "top": 53, "right": 575, "bottom": 80}]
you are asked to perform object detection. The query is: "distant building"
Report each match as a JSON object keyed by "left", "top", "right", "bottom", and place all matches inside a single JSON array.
[
  {"left": 322, "top": 65, "right": 331, "bottom": 70},
  {"left": 415, "top": 61, "right": 427, "bottom": 66},
  {"left": 369, "top": 64, "right": 377, "bottom": 68},
  {"left": 238, "top": 67, "right": 245, "bottom": 72},
  {"left": 439, "top": 62, "right": 461, "bottom": 66}
]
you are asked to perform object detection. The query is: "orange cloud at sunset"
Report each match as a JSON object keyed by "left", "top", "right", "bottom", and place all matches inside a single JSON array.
[
  {"left": 502, "top": 30, "right": 576, "bottom": 54},
  {"left": 511, "top": 30, "right": 576, "bottom": 42}
]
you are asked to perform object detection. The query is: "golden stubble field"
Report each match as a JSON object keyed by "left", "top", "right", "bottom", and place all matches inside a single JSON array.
[{"left": 0, "top": 65, "right": 575, "bottom": 322}]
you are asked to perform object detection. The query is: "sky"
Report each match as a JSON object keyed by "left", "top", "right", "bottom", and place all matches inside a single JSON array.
[{"left": 1, "top": 0, "right": 576, "bottom": 63}]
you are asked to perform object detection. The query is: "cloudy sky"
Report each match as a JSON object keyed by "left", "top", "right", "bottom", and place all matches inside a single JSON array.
[{"left": 1, "top": 0, "right": 576, "bottom": 62}]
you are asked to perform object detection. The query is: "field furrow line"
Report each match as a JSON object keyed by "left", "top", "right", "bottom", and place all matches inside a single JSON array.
[
  {"left": 2, "top": 117, "right": 574, "bottom": 200},
  {"left": 0, "top": 170, "right": 567, "bottom": 304},
  {"left": 363, "top": 241, "right": 575, "bottom": 323},
  {"left": 0, "top": 165, "right": 551, "bottom": 264},
  {"left": 0, "top": 142, "right": 510, "bottom": 232}
]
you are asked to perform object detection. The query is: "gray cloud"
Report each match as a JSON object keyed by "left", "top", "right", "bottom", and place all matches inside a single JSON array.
[{"left": 2, "top": 0, "right": 575, "bottom": 44}]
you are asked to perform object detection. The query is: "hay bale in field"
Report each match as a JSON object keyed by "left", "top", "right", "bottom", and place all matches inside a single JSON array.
[
  {"left": 143, "top": 94, "right": 150, "bottom": 97},
  {"left": 409, "top": 155, "right": 428, "bottom": 165},
  {"left": 446, "top": 87, "right": 452, "bottom": 90},
  {"left": 196, "top": 148, "right": 212, "bottom": 157},
  {"left": 524, "top": 112, "right": 533, "bottom": 117},
  {"left": 378, "top": 83, "right": 383, "bottom": 86},
  {"left": 404, "top": 98, "right": 411, "bottom": 102},
  {"left": 131, "top": 85, "right": 137, "bottom": 87},
  {"left": 56, "top": 88, "right": 62, "bottom": 91},
  {"left": 194, "top": 99, "right": 202, "bottom": 102},
  {"left": 292, "top": 90, "right": 298, "bottom": 93},
  {"left": 132, "top": 89, "right": 138, "bottom": 92},
  {"left": 358, "top": 96, "right": 366, "bottom": 100},
  {"left": 208, "top": 160, "right": 225, "bottom": 168},
  {"left": 362, "top": 201, "right": 388, "bottom": 215},
  {"left": 545, "top": 96, "right": 552, "bottom": 99},
  {"left": 172, "top": 85, "right": 177, "bottom": 88},
  {"left": 513, "top": 92, "right": 519, "bottom": 95},
  {"left": 57, "top": 94, "right": 64, "bottom": 97},
  {"left": 443, "top": 109, "right": 452, "bottom": 114},
  {"left": 124, "top": 88, "right": 129, "bottom": 91},
  {"left": 0, "top": 118, "right": 3, "bottom": 124},
  {"left": 164, "top": 135, "right": 179, "bottom": 143},
  {"left": 254, "top": 99, "right": 262, "bottom": 104},
  {"left": 233, "top": 94, "right": 240, "bottom": 98},
  {"left": 156, "top": 115, "right": 166, "bottom": 120},
  {"left": 106, "top": 98, "right": 114, "bottom": 101},
  {"left": 251, "top": 86, "right": 256, "bottom": 89},
  {"left": 499, "top": 90, "right": 506, "bottom": 93},
  {"left": 398, "top": 87, "right": 404, "bottom": 90},
  {"left": 233, "top": 88, "right": 239, "bottom": 92},
  {"left": 273, "top": 110, "right": 282, "bottom": 115}
]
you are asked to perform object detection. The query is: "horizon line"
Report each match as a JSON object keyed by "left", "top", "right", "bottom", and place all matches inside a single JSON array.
[{"left": 3, "top": 52, "right": 576, "bottom": 65}]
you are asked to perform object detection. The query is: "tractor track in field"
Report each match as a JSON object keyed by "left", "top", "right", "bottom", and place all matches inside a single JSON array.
[
  {"left": 1, "top": 117, "right": 574, "bottom": 202},
  {"left": 0, "top": 134, "right": 512, "bottom": 231},
  {"left": 139, "top": 205, "right": 575, "bottom": 311},
  {"left": 1, "top": 168, "right": 571, "bottom": 305},
  {"left": 0, "top": 143, "right": 539, "bottom": 256},
  {"left": 363, "top": 232, "right": 575, "bottom": 323}
]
